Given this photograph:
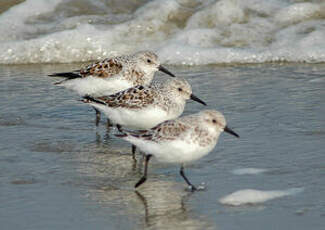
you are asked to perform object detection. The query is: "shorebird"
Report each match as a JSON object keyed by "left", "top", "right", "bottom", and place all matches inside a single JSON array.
[
  {"left": 116, "top": 110, "right": 239, "bottom": 191},
  {"left": 82, "top": 77, "right": 206, "bottom": 159},
  {"left": 49, "top": 51, "right": 176, "bottom": 126}
]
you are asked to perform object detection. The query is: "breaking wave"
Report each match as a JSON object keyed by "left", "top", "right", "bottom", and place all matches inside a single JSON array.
[{"left": 1, "top": 0, "right": 325, "bottom": 65}]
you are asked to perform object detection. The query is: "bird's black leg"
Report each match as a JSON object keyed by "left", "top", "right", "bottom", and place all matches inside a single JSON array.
[
  {"left": 135, "top": 154, "right": 152, "bottom": 188},
  {"left": 180, "top": 165, "right": 197, "bottom": 191},
  {"left": 106, "top": 118, "right": 113, "bottom": 128},
  {"left": 132, "top": 145, "right": 137, "bottom": 161},
  {"left": 116, "top": 124, "right": 122, "bottom": 132},
  {"left": 106, "top": 118, "right": 112, "bottom": 133},
  {"left": 94, "top": 107, "right": 101, "bottom": 126}
]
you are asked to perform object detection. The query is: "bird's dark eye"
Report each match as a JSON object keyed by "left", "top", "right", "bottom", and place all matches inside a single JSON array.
[
  {"left": 147, "top": 59, "right": 152, "bottom": 63},
  {"left": 178, "top": 87, "right": 183, "bottom": 92},
  {"left": 212, "top": 119, "right": 217, "bottom": 123}
]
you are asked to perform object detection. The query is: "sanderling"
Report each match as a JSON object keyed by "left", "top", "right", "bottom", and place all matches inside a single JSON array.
[
  {"left": 49, "top": 50, "right": 176, "bottom": 126},
  {"left": 82, "top": 77, "right": 206, "bottom": 159},
  {"left": 115, "top": 110, "right": 239, "bottom": 191}
]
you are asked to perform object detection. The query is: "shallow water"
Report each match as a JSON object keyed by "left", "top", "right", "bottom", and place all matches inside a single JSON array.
[{"left": 0, "top": 63, "right": 324, "bottom": 229}]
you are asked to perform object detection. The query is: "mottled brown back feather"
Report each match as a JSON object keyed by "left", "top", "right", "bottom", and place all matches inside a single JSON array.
[
  {"left": 95, "top": 85, "right": 156, "bottom": 109},
  {"left": 80, "top": 58, "right": 123, "bottom": 78}
]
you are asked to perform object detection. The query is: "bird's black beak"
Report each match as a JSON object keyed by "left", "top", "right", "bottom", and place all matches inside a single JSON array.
[
  {"left": 190, "top": 94, "right": 207, "bottom": 106},
  {"left": 158, "top": 65, "right": 176, "bottom": 78},
  {"left": 224, "top": 126, "right": 239, "bottom": 138}
]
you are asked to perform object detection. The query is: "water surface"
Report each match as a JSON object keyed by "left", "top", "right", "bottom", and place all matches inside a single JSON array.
[{"left": 0, "top": 63, "right": 324, "bottom": 229}]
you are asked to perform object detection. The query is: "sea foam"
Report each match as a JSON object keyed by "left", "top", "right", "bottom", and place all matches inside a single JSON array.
[
  {"left": 219, "top": 188, "right": 304, "bottom": 206},
  {"left": 1, "top": 0, "right": 325, "bottom": 64},
  {"left": 231, "top": 168, "right": 268, "bottom": 175}
]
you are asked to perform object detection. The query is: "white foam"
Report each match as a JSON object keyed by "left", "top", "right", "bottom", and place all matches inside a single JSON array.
[
  {"left": 0, "top": 0, "right": 325, "bottom": 64},
  {"left": 232, "top": 168, "right": 268, "bottom": 175},
  {"left": 0, "top": 0, "right": 63, "bottom": 42},
  {"left": 219, "top": 188, "right": 303, "bottom": 206},
  {"left": 275, "top": 3, "right": 324, "bottom": 25},
  {"left": 185, "top": 0, "right": 246, "bottom": 28}
]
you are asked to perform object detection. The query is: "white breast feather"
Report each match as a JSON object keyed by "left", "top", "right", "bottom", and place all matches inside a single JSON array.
[{"left": 61, "top": 76, "right": 132, "bottom": 96}]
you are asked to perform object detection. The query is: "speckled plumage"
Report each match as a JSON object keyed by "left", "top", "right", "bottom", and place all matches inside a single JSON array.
[
  {"left": 116, "top": 110, "right": 239, "bottom": 190},
  {"left": 49, "top": 50, "right": 176, "bottom": 126},
  {"left": 78, "top": 52, "right": 157, "bottom": 85},
  {"left": 121, "top": 110, "right": 225, "bottom": 149},
  {"left": 95, "top": 85, "right": 157, "bottom": 109},
  {"left": 79, "top": 57, "right": 124, "bottom": 79},
  {"left": 82, "top": 77, "right": 206, "bottom": 130},
  {"left": 49, "top": 50, "right": 175, "bottom": 97}
]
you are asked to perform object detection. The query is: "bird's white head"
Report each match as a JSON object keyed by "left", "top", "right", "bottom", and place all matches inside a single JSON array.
[
  {"left": 199, "top": 110, "right": 239, "bottom": 138},
  {"left": 133, "top": 51, "right": 176, "bottom": 80},
  {"left": 163, "top": 77, "right": 207, "bottom": 106}
]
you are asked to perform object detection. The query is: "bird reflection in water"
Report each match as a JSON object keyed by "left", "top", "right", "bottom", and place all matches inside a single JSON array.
[{"left": 134, "top": 181, "right": 212, "bottom": 229}]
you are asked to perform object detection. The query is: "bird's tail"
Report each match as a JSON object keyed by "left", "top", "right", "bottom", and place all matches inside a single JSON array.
[
  {"left": 115, "top": 125, "right": 151, "bottom": 139},
  {"left": 81, "top": 95, "right": 106, "bottom": 105},
  {"left": 115, "top": 133, "right": 128, "bottom": 138},
  {"left": 48, "top": 72, "right": 81, "bottom": 79},
  {"left": 48, "top": 72, "right": 82, "bottom": 85}
]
